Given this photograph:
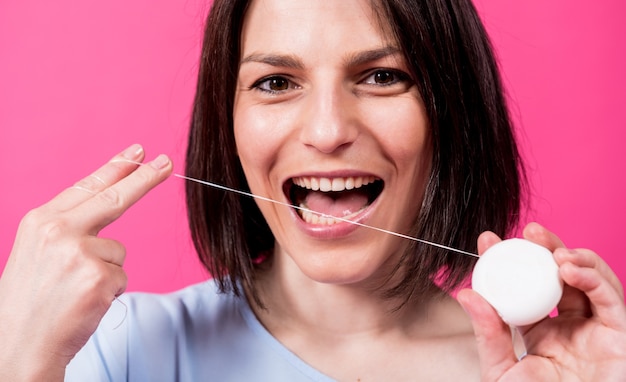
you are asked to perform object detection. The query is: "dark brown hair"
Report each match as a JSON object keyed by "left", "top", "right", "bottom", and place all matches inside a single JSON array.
[{"left": 185, "top": 0, "right": 526, "bottom": 304}]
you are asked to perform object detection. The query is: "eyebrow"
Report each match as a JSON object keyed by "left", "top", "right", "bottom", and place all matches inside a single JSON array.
[
  {"left": 344, "top": 46, "right": 403, "bottom": 67},
  {"left": 240, "top": 53, "right": 305, "bottom": 70},
  {"left": 240, "top": 46, "right": 403, "bottom": 70}
]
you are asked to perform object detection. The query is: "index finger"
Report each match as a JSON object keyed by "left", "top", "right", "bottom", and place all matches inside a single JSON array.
[
  {"left": 70, "top": 154, "right": 173, "bottom": 235},
  {"left": 522, "top": 222, "right": 565, "bottom": 252},
  {"left": 47, "top": 144, "right": 146, "bottom": 212}
]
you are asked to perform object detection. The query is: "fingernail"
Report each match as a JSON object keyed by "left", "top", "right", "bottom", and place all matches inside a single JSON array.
[
  {"left": 123, "top": 144, "right": 144, "bottom": 160},
  {"left": 150, "top": 154, "right": 170, "bottom": 170}
]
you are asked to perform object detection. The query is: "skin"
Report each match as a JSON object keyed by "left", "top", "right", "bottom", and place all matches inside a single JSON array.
[{"left": 1, "top": 0, "right": 625, "bottom": 381}]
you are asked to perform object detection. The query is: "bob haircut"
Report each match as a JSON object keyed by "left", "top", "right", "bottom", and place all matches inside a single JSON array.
[{"left": 186, "top": 0, "right": 525, "bottom": 305}]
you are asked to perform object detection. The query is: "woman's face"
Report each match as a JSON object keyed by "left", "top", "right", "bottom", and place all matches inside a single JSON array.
[{"left": 234, "top": 0, "right": 431, "bottom": 285}]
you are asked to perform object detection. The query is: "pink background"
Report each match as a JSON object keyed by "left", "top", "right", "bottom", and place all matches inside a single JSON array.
[{"left": 1, "top": 0, "right": 625, "bottom": 293}]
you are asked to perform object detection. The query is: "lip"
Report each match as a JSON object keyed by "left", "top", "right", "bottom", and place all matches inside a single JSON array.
[{"left": 283, "top": 171, "right": 383, "bottom": 239}]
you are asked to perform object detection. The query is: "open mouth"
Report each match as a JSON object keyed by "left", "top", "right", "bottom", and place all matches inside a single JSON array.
[{"left": 286, "top": 176, "right": 384, "bottom": 225}]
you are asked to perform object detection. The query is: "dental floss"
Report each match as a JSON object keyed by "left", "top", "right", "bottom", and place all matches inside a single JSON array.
[
  {"left": 173, "top": 173, "right": 479, "bottom": 258},
  {"left": 111, "top": 158, "right": 472, "bottom": 257},
  {"left": 115, "top": 158, "right": 477, "bottom": 256},
  {"left": 472, "top": 239, "right": 563, "bottom": 326},
  {"left": 112, "top": 297, "right": 128, "bottom": 330}
]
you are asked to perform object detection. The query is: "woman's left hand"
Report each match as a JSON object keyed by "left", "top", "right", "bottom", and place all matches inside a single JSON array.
[{"left": 457, "top": 222, "right": 626, "bottom": 381}]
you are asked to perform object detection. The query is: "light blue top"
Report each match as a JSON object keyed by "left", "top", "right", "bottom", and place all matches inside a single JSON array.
[{"left": 65, "top": 280, "right": 336, "bottom": 381}]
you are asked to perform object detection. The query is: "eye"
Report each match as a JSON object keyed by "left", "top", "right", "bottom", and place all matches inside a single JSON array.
[
  {"left": 362, "top": 69, "right": 409, "bottom": 87},
  {"left": 252, "top": 76, "right": 299, "bottom": 94}
]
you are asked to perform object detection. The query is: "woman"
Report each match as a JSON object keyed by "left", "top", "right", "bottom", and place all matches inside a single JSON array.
[{"left": 1, "top": 0, "right": 625, "bottom": 380}]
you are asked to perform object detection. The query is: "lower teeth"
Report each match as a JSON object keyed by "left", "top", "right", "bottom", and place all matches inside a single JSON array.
[{"left": 298, "top": 203, "right": 363, "bottom": 225}]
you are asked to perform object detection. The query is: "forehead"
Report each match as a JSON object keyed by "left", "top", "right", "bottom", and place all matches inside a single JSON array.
[{"left": 240, "top": 0, "right": 395, "bottom": 57}]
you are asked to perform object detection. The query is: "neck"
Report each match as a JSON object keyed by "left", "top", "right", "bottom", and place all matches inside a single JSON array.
[
  {"left": 250, "top": 249, "right": 468, "bottom": 342},
  {"left": 246, "top": 246, "right": 478, "bottom": 381}
]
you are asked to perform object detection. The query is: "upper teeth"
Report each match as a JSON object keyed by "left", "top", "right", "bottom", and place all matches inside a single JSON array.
[{"left": 292, "top": 176, "right": 378, "bottom": 192}]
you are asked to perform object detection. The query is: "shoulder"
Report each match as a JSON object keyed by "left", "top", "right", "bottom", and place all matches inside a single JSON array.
[
  {"left": 112, "top": 279, "right": 243, "bottom": 338},
  {"left": 122, "top": 280, "right": 231, "bottom": 317},
  {"left": 67, "top": 280, "right": 250, "bottom": 380}
]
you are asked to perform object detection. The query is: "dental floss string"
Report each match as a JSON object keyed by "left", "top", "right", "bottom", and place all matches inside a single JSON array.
[
  {"left": 172, "top": 173, "right": 478, "bottom": 258},
  {"left": 112, "top": 297, "right": 128, "bottom": 330},
  {"left": 113, "top": 158, "right": 477, "bottom": 257}
]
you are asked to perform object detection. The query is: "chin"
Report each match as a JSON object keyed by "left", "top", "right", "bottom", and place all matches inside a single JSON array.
[{"left": 279, "top": 242, "right": 399, "bottom": 288}]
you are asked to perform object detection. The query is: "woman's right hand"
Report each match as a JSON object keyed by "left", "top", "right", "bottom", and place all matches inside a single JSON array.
[{"left": 0, "top": 144, "right": 172, "bottom": 381}]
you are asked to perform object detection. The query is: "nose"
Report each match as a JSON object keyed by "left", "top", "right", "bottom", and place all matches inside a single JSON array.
[{"left": 298, "top": 84, "right": 359, "bottom": 154}]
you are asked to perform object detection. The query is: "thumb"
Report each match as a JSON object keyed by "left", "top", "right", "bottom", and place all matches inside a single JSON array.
[{"left": 457, "top": 288, "right": 518, "bottom": 381}]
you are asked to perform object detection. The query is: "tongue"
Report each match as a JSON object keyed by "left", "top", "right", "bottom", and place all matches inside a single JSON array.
[{"left": 304, "top": 190, "right": 369, "bottom": 217}]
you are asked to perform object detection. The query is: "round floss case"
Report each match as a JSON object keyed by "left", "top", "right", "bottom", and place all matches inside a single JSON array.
[{"left": 472, "top": 238, "right": 564, "bottom": 327}]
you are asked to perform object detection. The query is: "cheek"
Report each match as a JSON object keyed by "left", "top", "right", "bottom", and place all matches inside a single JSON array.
[
  {"left": 365, "top": 98, "right": 430, "bottom": 164},
  {"left": 234, "top": 104, "right": 297, "bottom": 196},
  {"left": 234, "top": 107, "right": 277, "bottom": 171}
]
